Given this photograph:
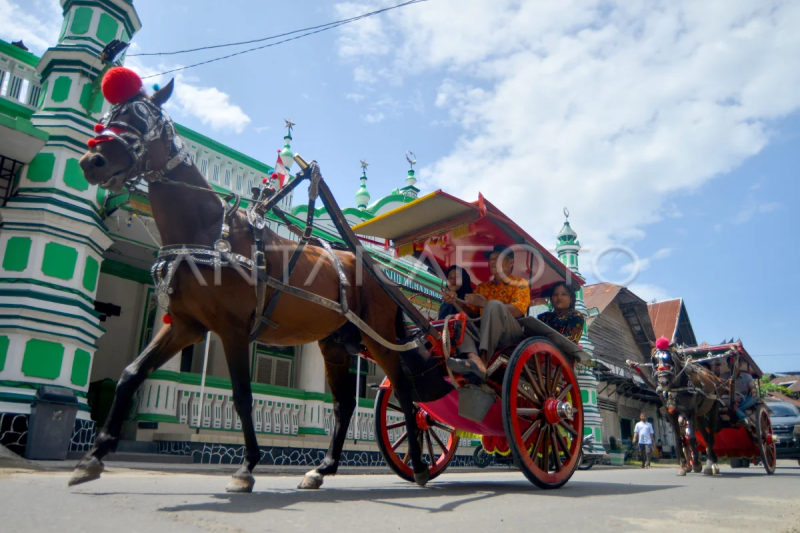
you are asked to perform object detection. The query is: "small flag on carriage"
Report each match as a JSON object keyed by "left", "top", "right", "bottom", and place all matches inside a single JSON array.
[{"left": 273, "top": 155, "right": 288, "bottom": 188}]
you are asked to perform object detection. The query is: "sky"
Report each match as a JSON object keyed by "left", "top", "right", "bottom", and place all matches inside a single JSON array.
[{"left": 3, "top": 0, "right": 799, "bottom": 373}]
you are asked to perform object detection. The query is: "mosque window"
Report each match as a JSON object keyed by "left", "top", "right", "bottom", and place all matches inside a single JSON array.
[
  {"left": 236, "top": 173, "right": 243, "bottom": 192},
  {"left": 199, "top": 158, "right": 208, "bottom": 177},
  {"left": 223, "top": 168, "right": 231, "bottom": 187},
  {"left": 211, "top": 164, "right": 219, "bottom": 183}
]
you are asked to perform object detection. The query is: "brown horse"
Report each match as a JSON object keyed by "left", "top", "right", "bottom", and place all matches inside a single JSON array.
[
  {"left": 651, "top": 345, "right": 724, "bottom": 476},
  {"left": 71, "top": 79, "right": 431, "bottom": 492}
]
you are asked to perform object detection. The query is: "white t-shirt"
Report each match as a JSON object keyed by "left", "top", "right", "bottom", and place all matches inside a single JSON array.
[{"left": 634, "top": 421, "right": 654, "bottom": 445}]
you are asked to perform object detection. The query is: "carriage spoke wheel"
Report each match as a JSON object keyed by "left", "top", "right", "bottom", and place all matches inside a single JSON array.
[
  {"left": 502, "top": 337, "right": 583, "bottom": 489},
  {"left": 756, "top": 404, "right": 777, "bottom": 475},
  {"left": 375, "top": 385, "right": 459, "bottom": 482}
]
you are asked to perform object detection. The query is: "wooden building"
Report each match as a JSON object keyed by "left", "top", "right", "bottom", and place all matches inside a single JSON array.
[{"left": 583, "top": 283, "right": 670, "bottom": 452}]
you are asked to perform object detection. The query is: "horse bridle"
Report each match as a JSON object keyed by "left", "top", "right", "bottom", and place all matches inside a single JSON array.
[{"left": 93, "top": 95, "right": 191, "bottom": 189}]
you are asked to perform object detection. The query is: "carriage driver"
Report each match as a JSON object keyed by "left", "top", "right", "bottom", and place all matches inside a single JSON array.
[
  {"left": 442, "top": 244, "right": 530, "bottom": 380},
  {"left": 734, "top": 365, "right": 758, "bottom": 423}
]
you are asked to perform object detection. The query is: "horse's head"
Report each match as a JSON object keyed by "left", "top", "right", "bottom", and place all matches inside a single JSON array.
[
  {"left": 80, "top": 67, "right": 186, "bottom": 192},
  {"left": 651, "top": 337, "right": 681, "bottom": 393}
]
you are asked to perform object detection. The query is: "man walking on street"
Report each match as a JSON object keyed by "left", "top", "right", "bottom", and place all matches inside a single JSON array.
[{"left": 633, "top": 413, "right": 655, "bottom": 469}]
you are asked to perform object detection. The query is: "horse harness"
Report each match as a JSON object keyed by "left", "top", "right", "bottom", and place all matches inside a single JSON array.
[{"left": 96, "top": 95, "right": 420, "bottom": 350}]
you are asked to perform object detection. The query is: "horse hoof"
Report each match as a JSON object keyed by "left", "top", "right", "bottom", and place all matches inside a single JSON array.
[
  {"left": 414, "top": 469, "right": 431, "bottom": 487},
  {"left": 677, "top": 469, "right": 687, "bottom": 477},
  {"left": 693, "top": 465, "right": 703, "bottom": 474},
  {"left": 712, "top": 465, "right": 720, "bottom": 475},
  {"left": 68, "top": 456, "right": 104, "bottom": 487},
  {"left": 298, "top": 471, "right": 323, "bottom": 490},
  {"left": 226, "top": 475, "right": 255, "bottom": 493},
  {"left": 703, "top": 467, "right": 713, "bottom": 476}
]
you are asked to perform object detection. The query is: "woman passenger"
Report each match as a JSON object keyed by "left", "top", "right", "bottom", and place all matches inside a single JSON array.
[
  {"left": 438, "top": 265, "right": 473, "bottom": 319},
  {"left": 536, "top": 282, "right": 585, "bottom": 344}
]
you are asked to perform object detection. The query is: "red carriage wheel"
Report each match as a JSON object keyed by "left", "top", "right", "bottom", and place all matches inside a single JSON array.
[
  {"left": 756, "top": 404, "right": 777, "bottom": 475},
  {"left": 374, "top": 384, "right": 459, "bottom": 482},
  {"left": 502, "top": 337, "right": 583, "bottom": 489}
]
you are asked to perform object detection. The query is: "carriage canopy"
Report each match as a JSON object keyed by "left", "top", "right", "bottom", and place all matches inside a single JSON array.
[
  {"left": 681, "top": 341, "right": 763, "bottom": 378},
  {"left": 353, "top": 190, "right": 584, "bottom": 298}
]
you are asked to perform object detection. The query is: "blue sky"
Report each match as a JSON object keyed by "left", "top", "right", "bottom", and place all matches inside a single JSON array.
[{"left": 5, "top": 0, "right": 799, "bottom": 372}]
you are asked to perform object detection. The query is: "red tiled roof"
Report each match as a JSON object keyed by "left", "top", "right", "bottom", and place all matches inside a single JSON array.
[
  {"left": 583, "top": 282, "right": 622, "bottom": 314},
  {"left": 648, "top": 298, "right": 682, "bottom": 341}
]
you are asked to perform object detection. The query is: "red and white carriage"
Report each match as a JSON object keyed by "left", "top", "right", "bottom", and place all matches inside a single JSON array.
[
  {"left": 683, "top": 343, "right": 777, "bottom": 474},
  {"left": 352, "top": 191, "right": 590, "bottom": 489}
]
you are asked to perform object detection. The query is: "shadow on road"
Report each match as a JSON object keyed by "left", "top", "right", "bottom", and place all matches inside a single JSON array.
[{"left": 83, "top": 479, "right": 679, "bottom": 514}]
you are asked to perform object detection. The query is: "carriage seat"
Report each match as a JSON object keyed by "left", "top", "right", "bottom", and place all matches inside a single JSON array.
[{"left": 516, "top": 316, "right": 589, "bottom": 363}]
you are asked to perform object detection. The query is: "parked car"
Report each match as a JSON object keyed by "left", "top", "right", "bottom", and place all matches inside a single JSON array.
[{"left": 766, "top": 401, "right": 800, "bottom": 464}]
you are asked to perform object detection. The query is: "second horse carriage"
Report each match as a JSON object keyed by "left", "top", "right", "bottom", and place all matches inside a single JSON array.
[
  {"left": 632, "top": 339, "right": 777, "bottom": 475},
  {"left": 351, "top": 191, "right": 590, "bottom": 489}
]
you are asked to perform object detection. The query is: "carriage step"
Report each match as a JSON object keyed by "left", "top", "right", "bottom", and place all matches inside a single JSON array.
[{"left": 66, "top": 451, "right": 194, "bottom": 464}]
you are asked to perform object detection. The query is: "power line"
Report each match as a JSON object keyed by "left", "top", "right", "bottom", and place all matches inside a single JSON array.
[
  {"left": 136, "top": 0, "right": 428, "bottom": 79},
  {"left": 131, "top": 0, "right": 426, "bottom": 57}
]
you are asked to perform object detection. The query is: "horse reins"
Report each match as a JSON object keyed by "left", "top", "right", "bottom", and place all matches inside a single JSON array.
[{"left": 94, "top": 97, "right": 426, "bottom": 352}]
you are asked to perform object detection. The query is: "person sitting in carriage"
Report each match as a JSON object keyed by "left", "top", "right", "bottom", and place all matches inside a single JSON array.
[
  {"left": 734, "top": 364, "right": 758, "bottom": 423},
  {"left": 536, "top": 281, "right": 585, "bottom": 344},
  {"left": 442, "top": 245, "right": 530, "bottom": 379}
]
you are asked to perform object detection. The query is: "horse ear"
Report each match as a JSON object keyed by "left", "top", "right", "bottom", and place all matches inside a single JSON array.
[{"left": 152, "top": 79, "right": 174, "bottom": 107}]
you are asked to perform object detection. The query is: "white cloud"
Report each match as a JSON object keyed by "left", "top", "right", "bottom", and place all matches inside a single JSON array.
[
  {"left": 353, "top": 66, "right": 377, "bottom": 84},
  {"left": 0, "top": 0, "right": 61, "bottom": 54},
  {"left": 172, "top": 84, "right": 251, "bottom": 134},
  {"left": 125, "top": 57, "right": 251, "bottom": 135},
  {"left": 620, "top": 247, "right": 674, "bottom": 276},
  {"left": 337, "top": 0, "right": 800, "bottom": 254},
  {"left": 362, "top": 112, "right": 385, "bottom": 123},
  {"left": 629, "top": 283, "right": 673, "bottom": 304},
  {"left": 346, "top": 93, "right": 365, "bottom": 102},
  {"left": 730, "top": 201, "right": 782, "bottom": 224},
  {"left": 253, "top": 126, "right": 270, "bottom": 133},
  {"left": 335, "top": 2, "right": 391, "bottom": 58}
]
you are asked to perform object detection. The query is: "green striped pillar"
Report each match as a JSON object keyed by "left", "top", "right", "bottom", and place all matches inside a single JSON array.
[{"left": 0, "top": 1, "right": 141, "bottom": 421}]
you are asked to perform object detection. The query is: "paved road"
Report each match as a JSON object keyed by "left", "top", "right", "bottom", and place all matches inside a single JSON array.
[{"left": 1, "top": 462, "right": 799, "bottom": 533}]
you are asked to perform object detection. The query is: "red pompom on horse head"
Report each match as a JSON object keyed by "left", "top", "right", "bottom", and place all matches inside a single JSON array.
[
  {"left": 101, "top": 66, "right": 143, "bottom": 105},
  {"left": 655, "top": 337, "right": 671, "bottom": 351}
]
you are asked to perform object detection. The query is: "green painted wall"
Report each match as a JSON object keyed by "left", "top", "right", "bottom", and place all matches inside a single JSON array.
[
  {"left": 51, "top": 76, "right": 73, "bottom": 103},
  {"left": 0, "top": 335, "right": 8, "bottom": 372},
  {"left": 22, "top": 339, "right": 64, "bottom": 379},
  {"left": 82, "top": 256, "right": 99, "bottom": 292},
  {"left": 70, "top": 7, "right": 93, "bottom": 35},
  {"left": 42, "top": 242, "right": 78, "bottom": 280},
  {"left": 37, "top": 80, "right": 49, "bottom": 109},
  {"left": 27, "top": 152, "right": 56, "bottom": 183},
  {"left": 63, "top": 157, "right": 89, "bottom": 191},
  {"left": 79, "top": 83, "right": 104, "bottom": 114},
  {"left": 3, "top": 236, "right": 32, "bottom": 271},
  {"left": 96, "top": 13, "right": 119, "bottom": 43},
  {"left": 71, "top": 349, "right": 91, "bottom": 386}
]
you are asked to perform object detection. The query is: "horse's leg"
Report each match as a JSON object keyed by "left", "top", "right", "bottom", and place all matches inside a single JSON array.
[
  {"left": 69, "top": 319, "right": 203, "bottom": 486},
  {"left": 363, "top": 339, "right": 429, "bottom": 486},
  {"left": 697, "top": 416, "right": 715, "bottom": 476},
  {"left": 222, "top": 334, "right": 262, "bottom": 493},
  {"left": 687, "top": 415, "right": 703, "bottom": 473},
  {"left": 668, "top": 414, "right": 688, "bottom": 476},
  {"left": 299, "top": 338, "right": 356, "bottom": 490}
]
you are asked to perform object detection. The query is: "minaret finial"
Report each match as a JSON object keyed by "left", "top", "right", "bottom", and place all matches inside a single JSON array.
[
  {"left": 564, "top": 207, "right": 569, "bottom": 220},
  {"left": 360, "top": 159, "right": 369, "bottom": 172},
  {"left": 284, "top": 119, "right": 295, "bottom": 135},
  {"left": 406, "top": 150, "right": 416, "bottom": 170}
]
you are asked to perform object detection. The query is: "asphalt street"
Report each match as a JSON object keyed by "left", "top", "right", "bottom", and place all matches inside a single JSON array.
[{"left": 1, "top": 461, "right": 798, "bottom": 533}]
